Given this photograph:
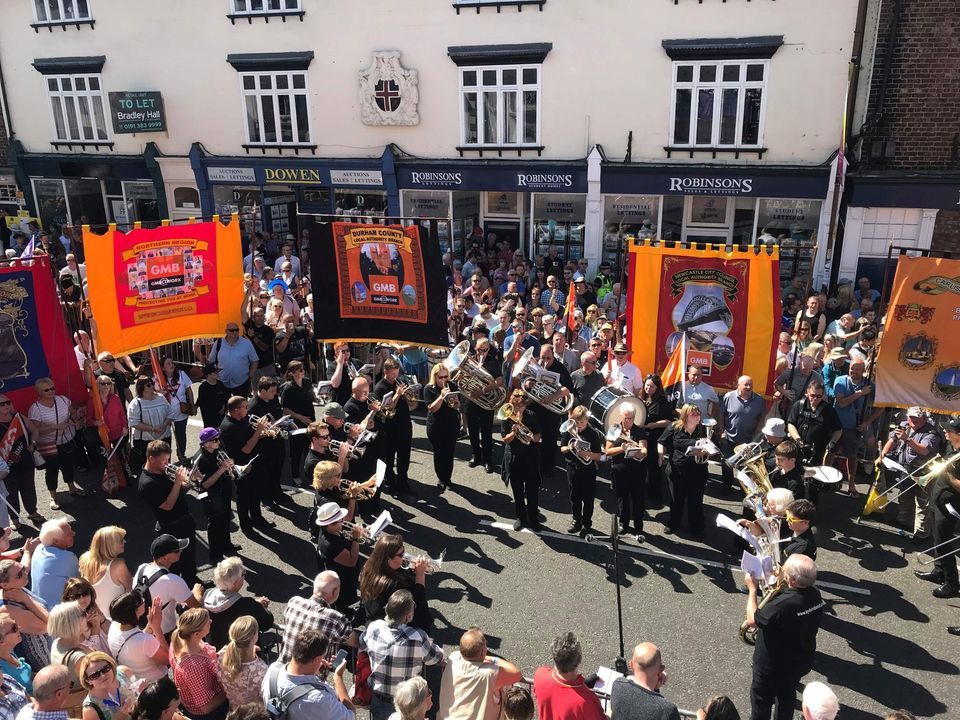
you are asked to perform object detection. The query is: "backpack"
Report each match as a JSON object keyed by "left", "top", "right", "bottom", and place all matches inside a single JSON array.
[
  {"left": 133, "top": 564, "right": 169, "bottom": 609},
  {"left": 265, "top": 663, "right": 325, "bottom": 720}
]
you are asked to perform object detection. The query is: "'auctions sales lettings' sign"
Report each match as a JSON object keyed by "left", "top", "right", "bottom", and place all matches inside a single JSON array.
[{"left": 108, "top": 91, "right": 166, "bottom": 134}]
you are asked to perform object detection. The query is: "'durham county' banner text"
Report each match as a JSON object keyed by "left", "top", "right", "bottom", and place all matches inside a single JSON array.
[
  {"left": 874, "top": 255, "right": 960, "bottom": 413},
  {"left": 0, "top": 256, "right": 86, "bottom": 408},
  {"left": 626, "top": 241, "right": 780, "bottom": 395},
  {"left": 84, "top": 217, "right": 244, "bottom": 356},
  {"left": 307, "top": 220, "right": 448, "bottom": 346}
]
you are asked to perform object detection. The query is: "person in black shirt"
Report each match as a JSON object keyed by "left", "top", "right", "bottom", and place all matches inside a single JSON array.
[
  {"left": 466, "top": 334, "right": 503, "bottom": 474},
  {"left": 605, "top": 403, "right": 649, "bottom": 537},
  {"left": 786, "top": 381, "right": 841, "bottom": 506},
  {"left": 916, "top": 417, "right": 960, "bottom": 601},
  {"left": 501, "top": 390, "right": 543, "bottom": 531},
  {"left": 279, "top": 360, "right": 316, "bottom": 478},
  {"left": 195, "top": 364, "right": 230, "bottom": 430},
  {"left": 276, "top": 314, "right": 314, "bottom": 374},
  {"left": 373, "top": 359, "right": 414, "bottom": 496},
  {"left": 532, "top": 345, "right": 574, "bottom": 481},
  {"left": 248, "top": 376, "right": 285, "bottom": 508},
  {"left": 314, "top": 502, "right": 363, "bottom": 614},
  {"left": 193, "top": 427, "right": 238, "bottom": 564},
  {"left": 137, "top": 440, "right": 197, "bottom": 584},
  {"left": 244, "top": 307, "right": 277, "bottom": 378},
  {"left": 301, "top": 421, "right": 347, "bottom": 489},
  {"left": 424, "top": 364, "right": 461, "bottom": 491},
  {"left": 359, "top": 533, "right": 433, "bottom": 633},
  {"left": 343, "top": 377, "right": 380, "bottom": 493},
  {"left": 93, "top": 351, "right": 132, "bottom": 402},
  {"left": 744, "top": 554, "right": 825, "bottom": 720},
  {"left": 658, "top": 404, "right": 710, "bottom": 536},
  {"left": 219, "top": 396, "right": 273, "bottom": 535},
  {"left": 640, "top": 374, "right": 673, "bottom": 506},
  {"left": 783, "top": 499, "right": 817, "bottom": 561},
  {"left": 560, "top": 405, "right": 604, "bottom": 536},
  {"left": 768, "top": 440, "right": 806, "bottom": 500},
  {"left": 328, "top": 342, "right": 356, "bottom": 409}
]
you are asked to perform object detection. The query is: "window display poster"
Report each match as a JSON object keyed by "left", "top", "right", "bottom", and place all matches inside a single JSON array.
[
  {"left": 689, "top": 197, "right": 728, "bottom": 225},
  {"left": 84, "top": 217, "right": 244, "bottom": 356},
  {"left": 307, "top": 220, "right": 448, "bottom": 346},
  {"left": 486, "top": 192, "right": 519, "bottom": 215}
]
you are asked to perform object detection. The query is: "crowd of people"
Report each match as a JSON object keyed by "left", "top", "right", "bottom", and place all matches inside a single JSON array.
[{"left": 0, "top": 221, "right": 948, "bottom": 720}]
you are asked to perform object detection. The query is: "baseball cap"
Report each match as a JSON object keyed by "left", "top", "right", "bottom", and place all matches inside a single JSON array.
[
  {"left": 907, "top": 406, "right": 927, "bottom": 418},
  {"left": 199, "top": 427, "right": 220, "bottom": 443},
  {"left": 151, "top": 534, "right": 189, "bottom": 558},
  {"left": 202, "top": 363, "right": 219, "bottom": 376},
  {"left": 321, "top": 402, "right": 346, "bottom": 421}
]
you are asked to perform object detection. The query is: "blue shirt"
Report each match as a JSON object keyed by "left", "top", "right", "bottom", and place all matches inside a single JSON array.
[
  {"left": 832, "top": 374, "right": 870, "bottom": 428},
  {"left": 29, "top": 544, "right": 78, "bottom": 610},
  {"left": 210, "top": 336, "right": 259, "bottom": 389},
  {"left": 720, "top": 390, "right": 767, "bottom": 444}
]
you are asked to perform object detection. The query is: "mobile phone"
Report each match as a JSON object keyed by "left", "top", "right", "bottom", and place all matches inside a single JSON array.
[{"left": 334, "top": 649, "right": 348, "bottom": 667}]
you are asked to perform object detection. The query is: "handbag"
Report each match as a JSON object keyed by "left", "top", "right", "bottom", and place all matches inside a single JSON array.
[{"left": 351, "top": 650, "right": 373, "bottom": 706}]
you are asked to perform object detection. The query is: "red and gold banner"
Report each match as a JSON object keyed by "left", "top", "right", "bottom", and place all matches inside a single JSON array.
[
  {"left": 84, "top": 217, "right": 243, "bottom": 356},
  {"left": 625, "top": 242, "right": 780, "bottom": 395},
  {"left": 874, "top": 255, "right": 960, "bottom": 412}
]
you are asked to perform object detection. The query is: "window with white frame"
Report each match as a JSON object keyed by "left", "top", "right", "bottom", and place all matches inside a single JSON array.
[
  {"left": 670, "top": 60, "right": 767, "bottom": 148},
  {"left": 45, "top": 74, "right": 109, "bottom": 143},
  {"left": 231, "top": 0, "right": 300, "bottom": 14},
  {"left": 459, "top": 65, "right": 540, "bottom": 147},
  {"left": 240, "top": 70, "right": 311, "bottom": 145},
  {"left": 33, "top": 0, "right": 92, "bottom": 23}
]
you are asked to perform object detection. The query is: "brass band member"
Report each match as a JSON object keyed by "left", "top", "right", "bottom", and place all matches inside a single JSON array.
[
  {"left": 343, "top": 377, "right": 379, "bottom": 489},
  {"left": 219, "top": 396, "right": 274, "bottom": 535},
  {"left": 311, "top": 460, "right": 374, "bottom": 534},
  {"left": 373, "top": 359, "right": 414, "bottom": 497},
  {"left": 193, "top": 427, "right": 238, "bottom": 564},
  {"left": 247, "top": 376, "right": 285, "bottom": 509},
  {"left": 533, "top": 345, "right": 574, "bottom": 481},
  {"left": 560, "top": 405, "right": 604, "bottom": 537},
  {"left": 302, "top": 421, "right": 350, "bottom": 490},
  {"left": 769, "top": 440, "right": 806, "bottom": 500},
  {"left": 605, "top": 404, "right": 649, "bottom": 538},
  {"left": 314, "top": 502, "right": 364, "bottom": 614},
  {"left": 424, "top": 364, "right": 461, "bottom": 492},
  {"left": 783, "top": 499, "right": 817, "bottom": 561},
  {"left": 658, "top": 404, "right": 710, "bottom": 537},
  {"left": 915, "top": 416, "right": 960, "bottom": 603},
  {"left": 881, "top": 406, "right": 941, "bottom": 543},
  {"left": 744, "top": 554, "right": 825, "bottom": 720},
  {"left": 467, "top": 333, "right": 503, "bottom": 475},
  {"left": 359, "top": 533, "right": 433, "bottom": 633},
  {"left": 501, "top": 390, "right": 542, "bottom": 532}
]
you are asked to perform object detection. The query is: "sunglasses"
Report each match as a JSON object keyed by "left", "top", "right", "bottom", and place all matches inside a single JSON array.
[
  {"left": 206, "top": 438, "right": 221, "bottom": 444},
  {"left": 42, "top": 387, "right": 56, "bottom": 393},
  {"left": 84, "top": 665, "right": 113, "bottom": 683},
  {"left": 144, "top": 380, "right": 155, "bottom": 387},
  {"left": 0, "top": 401, "right": 10, "bottom": 407},
  {"left": 317, "top": 433, "right": 330, "bottom": 439},
  {"left": 614, "top": 351, "right": 627, "bottom": 356},
  {"left": 808, "top": 394, "right": 823, "bottom": 399},
  {"left": 227, "top": 328, "right": 240, "bottom": 333},
  {"left": 101, "top": 358, "right": 115, "bottom": 363}
]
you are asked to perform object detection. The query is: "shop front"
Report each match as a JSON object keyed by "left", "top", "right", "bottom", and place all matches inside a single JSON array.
[
  {"left": 191, "top": 148, "right": 394, "bottom": 242},
  {"left": 396, "top": 160, "right": 588, "bottom": 258},
  {"left": 601, "top": 162, "right": 830, "bottom": 283},
  {"left": 9, "top": 140, "right": 164, "bottom": 232}
]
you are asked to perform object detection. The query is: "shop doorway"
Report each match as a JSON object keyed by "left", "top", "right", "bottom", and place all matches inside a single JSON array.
[{"left": 484, "top": 220, "right": 520, "bottom": 252}]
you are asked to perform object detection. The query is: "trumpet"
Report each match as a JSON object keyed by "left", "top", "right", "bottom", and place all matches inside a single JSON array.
[
  {"left": 330, "top": 439, "right": 366, "bottom": 460},
  {"left": 337, "top": 478, "right": 375, "bottom": 500},
  {"left": 559, "top": 418, "right": 594, "bottom": 466},
  {"left": 496, "top": 402, "right": 534, "bottom": 444},
  {"left": 401, "top": 550, "right": 445, "bottom": 574},
  {"left": 216, "top": 451, "right": 238, "bottom": 480},
  {"left": 249, "top": 414, "right": 290, "bottom": 439},
  {"left": 344, "top": 422, "right": 378, "bottom": 446},
  {"left": 338, "top": 520, "right": 374, "bottom": 544}
]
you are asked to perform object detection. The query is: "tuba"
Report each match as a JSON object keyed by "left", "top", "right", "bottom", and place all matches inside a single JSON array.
[
  {"left": 496, "top": 402, "right": 533, "bottom": 444},
  {"left": 444, "top": 341, "right": 506, "bottom": 411},
  {"left": 512, "top": 348, "right": 574, "bottom": 414}
]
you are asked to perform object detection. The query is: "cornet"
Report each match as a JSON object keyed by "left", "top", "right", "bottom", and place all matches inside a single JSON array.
[
  {"left": 249, "top": 414, "right": 289, "bottom": 439},
  {"left": 164, "top": 462, "right": 200, "bottom": 489},
  {"left": 337, "top": 478, "right": 375, "bottom": 500},
  {"left": 345, "top": 422, "right": 378, "bottom": 446},
  {"left": 330, "top": 439, "right": 365, "bottom": 460},
  {"left": 216, "top": 451, "right": 238, "bottom": 480},
  {"left": 338, "top": 520, "right": 373, "bottom": 544},
  {"left": 401, "top": 550, "right": 445, "bottom": 574}
]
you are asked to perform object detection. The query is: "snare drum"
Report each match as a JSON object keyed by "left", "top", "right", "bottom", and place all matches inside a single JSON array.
[{"left": 587, "top": 386, "right": 647, "bottom": 432}]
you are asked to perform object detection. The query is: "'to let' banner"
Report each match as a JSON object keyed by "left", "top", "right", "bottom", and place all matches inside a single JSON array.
[
  {"left": 0, "top": 256, "right": 86, "bottom": 408},
  {"left": 307, "top": 220, "right": 448, "bottom": 346},
  {"left": 84, "top": 217, "right": 244, "bottom": 356},
  {"left": 874, "top": 255, "right": 960, "bottom": 413},
  {"left": 626, "top": 241, "right": 780, "bottom": 395}
]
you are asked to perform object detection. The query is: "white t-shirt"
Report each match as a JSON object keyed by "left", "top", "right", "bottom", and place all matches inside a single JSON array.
[
  {"left": 134, "top": 563, "right": 193, "bottom": 634},
  {"left": 107, "top": 624, "right": 165, "bottom": 683},
  {"left": 27, "top": 395, "right": 76, "bottom": 446},
  {"left": 683, "top": 381, "right": 719, "bottom": 417},
  {"left": 602, "top": 361, "right": 641, "bottom": 394}
]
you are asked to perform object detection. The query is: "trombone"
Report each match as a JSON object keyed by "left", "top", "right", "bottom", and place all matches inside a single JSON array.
[
  {"left": 874, "top": 451, "right": 946, "bottom": 500},
  {"left": 401, "top": 550, "right": 445, "bottom": 574}
]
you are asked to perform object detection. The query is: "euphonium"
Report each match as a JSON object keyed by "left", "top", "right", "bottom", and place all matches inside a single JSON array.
[
  {"left": 401, "top": 550, "right": 445, "bottom": 574},
  {"left": 496, "top": 402, "right": 533, "bottom": 444},
  {"left": 512, "top": 348, "right": 574, "bottom": 414},
  {"left": 443, "top": 341, "right": 506, "bottom": 411}
]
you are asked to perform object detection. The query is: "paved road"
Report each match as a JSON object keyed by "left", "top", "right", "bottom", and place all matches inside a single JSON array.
[{"left": 22, "top": 413, "right": 958, "bottom": 719}]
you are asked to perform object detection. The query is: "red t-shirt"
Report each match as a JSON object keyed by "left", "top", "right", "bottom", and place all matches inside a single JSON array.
[{"left": 533, "top": 666, "right": 606, "bottom": 720}]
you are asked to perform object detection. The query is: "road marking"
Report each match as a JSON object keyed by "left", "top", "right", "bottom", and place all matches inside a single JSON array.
[{"left": 481, "top": 520, "right": 870, "bottom": 597}]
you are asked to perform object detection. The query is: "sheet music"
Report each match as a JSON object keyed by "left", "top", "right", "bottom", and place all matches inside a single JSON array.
[
  {"left": 741, "top": 551, "right": 765, "bottom": 581},
  {"left": 882, "top": 456, "right": 909, "bottom": 474},
  {"left": 368, "top": 510, "right": 392, "bottom": 539},
  {"left": 736, "top": 470, "right": 759, "bottom": 495},
  {"left": 358, "top": 364, "right": 375, "bottom": 376},
  {"left": 947, "top": 503, "right": 960, "bottom": 522},
  {"left": 594, "top": 666, "right": 624, "bottom": 693},
  {"left": 236, "top": 454, "right": 260, "bottom": 478},
  {"left": 375, "top": 460, "right": 388, "bottom": 488},
  {"left": 716, "top": 514, "right": 763, "bottom": 554}
]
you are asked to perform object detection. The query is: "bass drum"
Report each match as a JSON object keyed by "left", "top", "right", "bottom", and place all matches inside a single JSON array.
[{"left": 587, "top": 386, "right": 647, "bottom": 432}]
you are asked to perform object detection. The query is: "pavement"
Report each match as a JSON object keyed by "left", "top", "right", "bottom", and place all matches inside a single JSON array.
[{"left": 18, "top": 413, "right": 959, "bottom": 720}]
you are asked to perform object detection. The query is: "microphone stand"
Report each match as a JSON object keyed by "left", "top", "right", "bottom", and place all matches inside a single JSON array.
[{"left": 609, "top": 513, "right": 628, "bottom": 675}]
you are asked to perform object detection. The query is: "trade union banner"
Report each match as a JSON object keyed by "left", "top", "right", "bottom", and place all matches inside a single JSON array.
[
  {"left": 307, "top": 220, "right": 448, "bottom": 346},
  {"left": 874, "top": 255, "right": 960, "bottom": 413},
  {"left": 626, "top": 241, "right": 780, "bottom": 395},
  {"left": 84, "top": 217, "right": 244, "bottom": 356},
  {"left": 0, "top": 256, "right": 86, "bottom": 408}
]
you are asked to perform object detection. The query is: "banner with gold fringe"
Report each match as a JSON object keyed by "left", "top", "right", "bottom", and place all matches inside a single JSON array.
[{"left": 625, "top": 240, "right": 780, "bottom": 395}]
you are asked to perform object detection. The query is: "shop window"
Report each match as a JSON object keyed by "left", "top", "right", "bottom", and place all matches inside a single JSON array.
[
  {"left": 459, "top": 64, "right": 541, "bottom": 148},
  {"left": 173, "top": 187, "right": 200, "bottom": 210},
  {"left": 45, "top": 73, "right": 110, "bottom": 144},
  {"left": 0, "top": 185, "right": 17, "bottom": 203},
  {"left": 32, "top": 0, "right": 94, "bottom": 29},
  {"left": 239, "top": 70, "right": 312, "bottom": 147},
  {"left": 228, "top": 0, "right": 304, "bottom": 22},
  {"left": 669, "top": 60, "right": 767, "bottom": 149}
]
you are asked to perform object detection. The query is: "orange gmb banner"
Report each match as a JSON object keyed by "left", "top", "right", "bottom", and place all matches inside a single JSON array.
[
  {"left": 84, "top": 217, "right": 244, "bottom": 356},
  {"left": 874, "top": 255, "right": 960, "bottom": 413},
  {"left": 625, "top": 241, "right": 780, "bottom": 395},
  {"left": 332, "top": 222, "right": 428, "bottom": 324}
]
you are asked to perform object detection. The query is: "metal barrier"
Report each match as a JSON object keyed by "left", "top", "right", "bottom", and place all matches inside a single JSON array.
[{"left": 518, "top": 675, "right": 699, "bottom": 718}]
